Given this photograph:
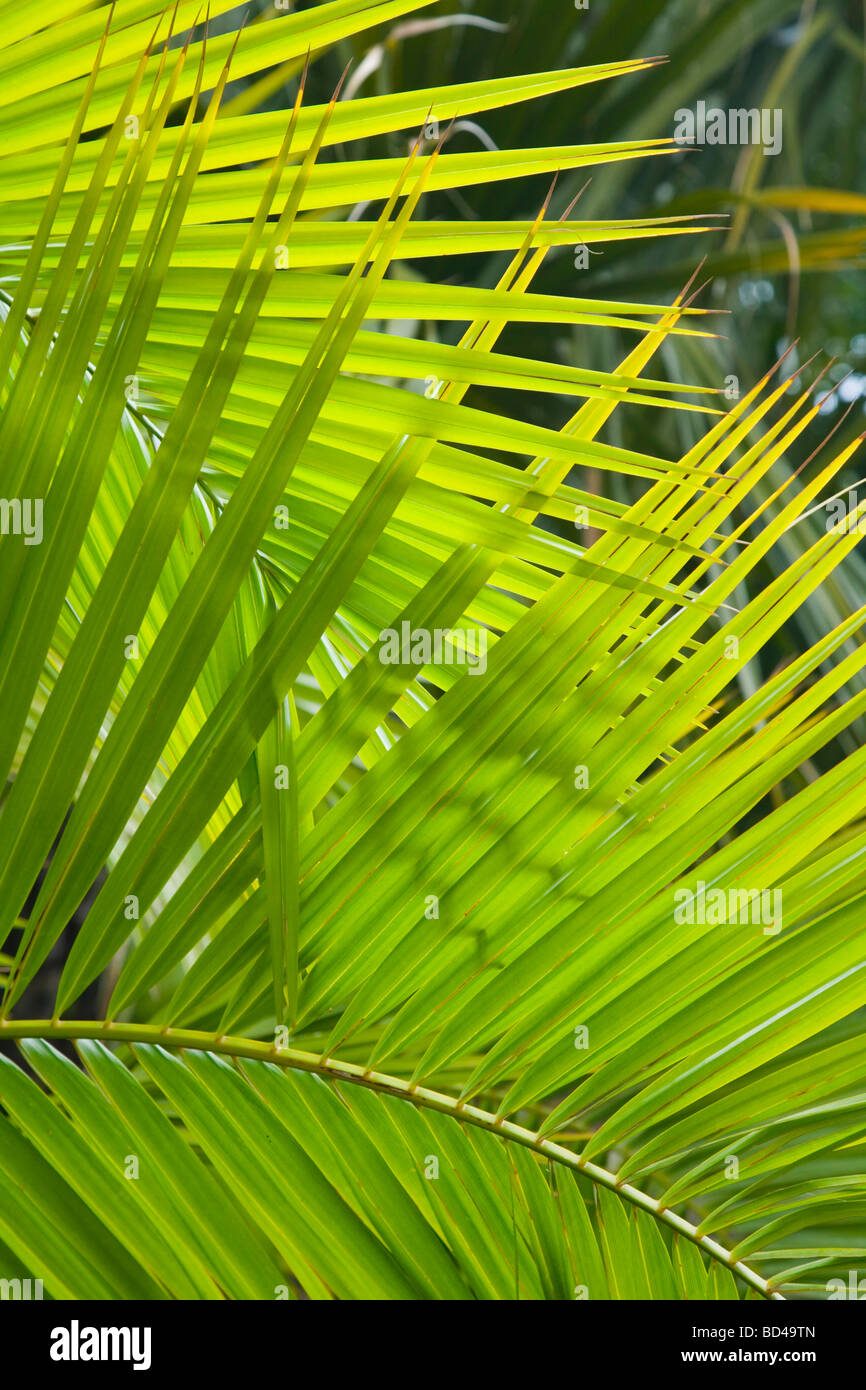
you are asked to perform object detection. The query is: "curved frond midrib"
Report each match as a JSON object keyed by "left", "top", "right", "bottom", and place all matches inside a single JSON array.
[{"left": 0, "top": 1016, "right": 782, "bottom": 1301}]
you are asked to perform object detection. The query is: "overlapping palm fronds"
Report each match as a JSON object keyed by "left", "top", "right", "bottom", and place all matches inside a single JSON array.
[{"left": 0, "top": 0, "right": 864, "bottom": 1301}]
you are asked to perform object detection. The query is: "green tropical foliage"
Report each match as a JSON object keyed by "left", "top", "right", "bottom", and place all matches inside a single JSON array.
[{"left": 0, "top": 0, "right": 864, "bottom": 1301}]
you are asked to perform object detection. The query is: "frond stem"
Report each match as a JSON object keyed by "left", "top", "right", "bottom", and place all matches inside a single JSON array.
[{"left": 0, "top": 1017, "right": 783, "bottom": 1301}]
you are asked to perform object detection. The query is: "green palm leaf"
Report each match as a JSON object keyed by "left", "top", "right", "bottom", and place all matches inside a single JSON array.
[{"left": 0, "top": 0, "right": 863, "bottom": 1302}]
